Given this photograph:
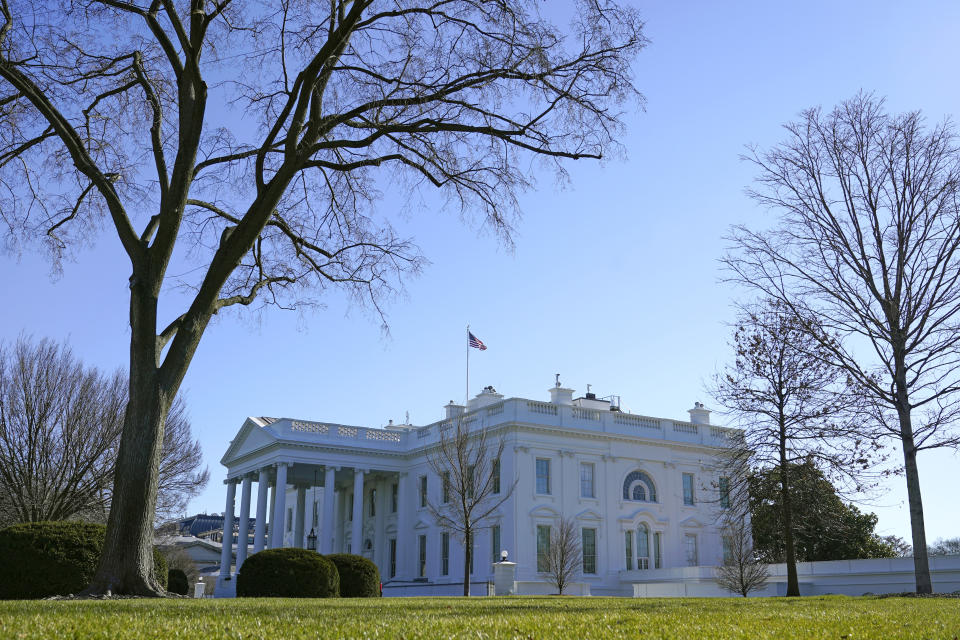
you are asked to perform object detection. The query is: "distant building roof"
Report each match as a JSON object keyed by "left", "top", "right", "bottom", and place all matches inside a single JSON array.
[{"left": 176, "top": 513, "right": 255, "bottom": 538}]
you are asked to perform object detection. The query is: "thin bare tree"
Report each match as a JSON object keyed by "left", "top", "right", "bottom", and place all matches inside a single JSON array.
[
  {"left": 716, "top": 513, "right": 768, "bottom": 598},
  {"left": 0, "top": 336, "right": 208, "bottom": 528},
  {"left": 0, "top": 0, "right": 646, "bottom": 595},
  {"left": 725, "top": 94, "right": 960, "bottom": 593},
  {"left": 711, "top": 300, "right": 881, "bottom": 595},
  {"left": 542, "top": 516, "right": 581, "bottom": 595},
  {"left": 426, "top": 416, "right": 514, "bottom": 596}
]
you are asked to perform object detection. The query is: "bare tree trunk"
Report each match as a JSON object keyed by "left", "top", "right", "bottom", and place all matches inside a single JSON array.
[
  {"left": 899, "top": 409, "right": 932, "bottom": 594},
  {"left": 779, "top": 430, "right": 800, "bottom": 597},
  {"left": 462, "top": 528, "right": 471, "bottom": 597},
  {"left": 84, "top": 285, "right": 168, "bottom": 596}
]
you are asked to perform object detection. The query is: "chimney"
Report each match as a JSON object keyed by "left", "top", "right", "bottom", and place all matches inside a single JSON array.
[
  {"left": 445, "top": 401, "right": 465, "bottom": 419},
  {"left": 549, "top": 386, "right": 574, "bottom": 406},
  {"left": 688, "top": 402, "right": 711, "bottom": 425}
]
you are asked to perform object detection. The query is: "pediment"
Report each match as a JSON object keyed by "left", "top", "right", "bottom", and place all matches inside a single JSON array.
[
  {"left": 528, "top": 504, "right": 561, "bottom": 519},
  {"left": 679, "top": 516, "right": 704, "bottom": 528},
  {"left": 618, "top": 507, "right": 670, "bottom": 525},
  {"left": 413, "top": 519, "right": 431, "bottom": 530},
  {"left": 385, "top": 523, "right": 398, "bottom": 534},
  {"left": 221, "top": 418, "right": 278, "bottom": 466},
  {"left": 575, "top": 509, "right": 602, "bottom": 522}
]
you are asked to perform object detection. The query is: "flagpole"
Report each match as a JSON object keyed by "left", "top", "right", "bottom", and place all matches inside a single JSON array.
[{"left": 465, "top": 324, "right": 470, "bottom": 406}]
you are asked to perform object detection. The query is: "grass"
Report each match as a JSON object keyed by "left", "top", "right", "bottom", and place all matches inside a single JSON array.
[{"left": 0, "top": 595, "right": 957, "bottom": 639}]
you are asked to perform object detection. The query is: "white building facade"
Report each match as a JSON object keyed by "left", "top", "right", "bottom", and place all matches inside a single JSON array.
[{"left": 215, "top": 385, "right": 735, "bottom": 597}]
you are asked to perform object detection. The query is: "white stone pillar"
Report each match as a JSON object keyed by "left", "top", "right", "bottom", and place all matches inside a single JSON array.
[
  {"left": 271, "top": 462, "right": 288, "bottom": 548},
  {"left": 295, "top": 485, "right": 306, "bottom": 549},
  {"left": 373, "top": 477, "right": 386, "bottom": 572},
  {"left": 236, "top": 475, "right": 253, "bottom": 570},
  {"left": 218, "top": 479, "right": 237, "bottom": 583},
  {"left": 322, "top": 466, "right": 337, "bottom": 554},
  {"left": 395, "top": 472, "right": 410, "bottom": 579},
  {"left": 253, "top": 468, "right": 269, "bottom": 552},
  {"left": 351, "top": 468, "right": 365, "bottom": 554}
]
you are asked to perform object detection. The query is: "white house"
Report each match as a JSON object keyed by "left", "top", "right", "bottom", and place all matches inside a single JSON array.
[{"left": 215, "top": 382, "right": 736, "bottom": 597}]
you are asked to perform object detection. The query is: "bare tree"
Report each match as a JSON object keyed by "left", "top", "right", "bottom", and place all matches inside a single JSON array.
[
  {"left": 716, "top": 514, "right": 768, "bottom": 598},
  {"left": 0, "top": 0, "right": 645, "bottom": 595},
  {"left": 426, "top": 417, "right": 514, "bottom": 596},
  {"left": 0, "top": 336, "right": 208, "bottom": 527},
  {"left": 541, "top": 516, "right": 581, "bottom": 595},
  {"left": 711, "top": 300, "right": 881, "bottom": 596},
  {"left": 725, "top": 94, "right": 960, "bottom": 593}
]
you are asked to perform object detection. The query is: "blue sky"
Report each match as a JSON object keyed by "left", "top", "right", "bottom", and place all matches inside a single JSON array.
[{"left": 2, "top": 1, "right": 959, "bottom": 544}]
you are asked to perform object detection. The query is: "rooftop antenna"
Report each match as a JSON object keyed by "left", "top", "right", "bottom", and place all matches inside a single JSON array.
[
  {"left": 587, "top": 383, "right": 592, "bottom": 394},
  {"left": 405, "top": 410, "right": 410, "bottom": 425},
  {"left": 555, "top": 373, "right": 561, "bottom": 388}
]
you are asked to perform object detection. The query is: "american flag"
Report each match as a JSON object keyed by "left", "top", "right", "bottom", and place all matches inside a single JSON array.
[{"left": 468, "top": 331, "right": 487, "bottom": 350}]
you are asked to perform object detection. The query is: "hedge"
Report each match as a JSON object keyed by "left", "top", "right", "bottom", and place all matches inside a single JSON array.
[
  {"left": 325, "top": 554, "right": 381, "bottom": 597},
  {"left": 236, "top": 548, "right": 339, "bottom": 598},
  {"left": 0, "top": 521, "right": 167, "bottom": 599}
]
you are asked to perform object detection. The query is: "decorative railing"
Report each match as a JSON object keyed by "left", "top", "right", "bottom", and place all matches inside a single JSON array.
[
  {"left": 337, "top": 426, "right": 358, "bottom": 438},
  {"left": 527, "top": 401, "right": 558, "bottom": 415},
  {"left": 416, "top": 427, "right": 431, "bottom": 439},
  {"left": 613, "top": 413, "right": 661, "bottom": 430},
  {"left": 291, "top": 421, "right": 330, "bottom": 434},
  {"left": 672, "top": 422, "right": 698, "bottom": 435},
  {"left": 486, "top": 402, "right": 504, "bottom": 416},
  {"left": 366, "top": 429, "right": 402, "bottom": 442},
  {"left": 572, "top": 407, "right": 601, "bottom": 421}
]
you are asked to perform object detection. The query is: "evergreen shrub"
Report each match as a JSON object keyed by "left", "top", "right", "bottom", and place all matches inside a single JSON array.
[
  {"left": 0, "top": 521, "right": 167, "bottom": 598},
  {"left": 326, "top": 554, "right": 381, "bottom": 597},
  {"left": 236, "top": 548, "right": 339, "bottom": 598},
  {"left": 167, "top": 568, "right": 189, "bottom": 595}
]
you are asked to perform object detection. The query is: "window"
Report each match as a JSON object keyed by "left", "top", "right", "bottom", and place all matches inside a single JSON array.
[
  {"left": 470, "top": 538, "right": 474, "bottom": 574},
  {"left": 391, "top": 483, "right": 398, "bottom": 512},
  {"left": 682, "top": 473, "right": 695, "bottom": 506},
  {"left": 348, "top": 493, "right": 354, "bottom": 520},
  {"left": 442, "top": 472, "right": 451, "bottom": 503},
  {"left": 684, "top": 534, "right": 698, "bottom": 567},
  {"left": 467, "top": 465, "right": 475, "bottom": 499},
  {"left": 624, "top": 531, "right": 633, "bottom": 570},
  {"left": 312, "top": 501, "right": 319, "bottom": 528},
  {"left": 492, "top": 525, "right": 501, "bottom": 563},
  {"left": 582, "top": 528, "right": 597, "bottom": 574},
  {"left": 719, "top": 477, "right": 731, "bottom": 509},
  {"left": 536, "top": 525, "right": 551, "bottom": 572},
  {"left": 286, "top": 507, "right": 293, "bottom": 532},
  {"left": 722, "top": 535, "right": 734, "bottom": 565},
  {"left": 535, "top": 458, "right": 551, "bottom": 494},
  {"left": 654, "top": 532, "right": 662, "bottom": 569},
  {"left": 419, "top": 475, "right": 427, "bottom": 508},
  {"left": 580, "top": 462, "right": 595, "bottom": 498},
  {"left": 441, "top": 532, "right": 450, "bottom": 575},
  {"left": 622, "top": 470, "right": 657, "bottom": 502},
  {"left": 389, "top": 538, "right": 397, "bottom": 577},
  {"left": 636, "top": 523, "right": 650, "bottom": 570},
  {"left": 369, "top": 488, "right": 376, "bottom": 517},
  {"left": 492, "top": 459, "right": 501, "bottom": 494},
  {"left": 418, "top": 535, "right": 427, "bottom": 577}
]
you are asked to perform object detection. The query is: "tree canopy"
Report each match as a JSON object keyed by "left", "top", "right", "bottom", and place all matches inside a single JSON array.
[{"left": 748, "top": 461, "right": 903, "bottom": 563}]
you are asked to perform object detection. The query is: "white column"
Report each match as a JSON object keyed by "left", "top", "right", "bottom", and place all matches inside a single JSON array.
[
  {"left": 271, "top": 462, "right": 288, "bottom": 548},
  {"left": 268, "top": 483, "right": 276, "bottom": 544},
  {"left": 396, "top": 472, "right": 410, "bottom": 579},
  {"left": 219, "top": 479, "right": 237, "bottom": 582},
  {"left": 373, "top": 477, "right": 386, "bottom": 571},
  {"left": 253, "top": 468, "right": 269, "bottom": 552},
  {"left": 322, "top": 466, "right": 337, "bottom": 554},
  {"left": 236, "top": 475, "right": 253, "bottom": 570},
  {"left": 351, "top": 468, "right": 365, "bottom": 554},
  {"left": 295, "top": 485, "right": 306, "bottom": 549}
]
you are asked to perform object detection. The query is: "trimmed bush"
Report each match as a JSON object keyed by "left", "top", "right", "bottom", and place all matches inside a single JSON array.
[
  {"left": 326, "top": 554, "right": 380, "bottom": 597},
  {"left": 0, "top": 521, "right": 168, "bottom": 599},
  {"left": 167, "top": 568, "right": 189, "bottom": 595},
  {"left": 236, "top": 548, "right": 339, "bottom": 598}
]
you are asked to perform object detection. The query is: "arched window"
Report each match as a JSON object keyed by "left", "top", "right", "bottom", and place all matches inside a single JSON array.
[
  {"left": 622, "top": 471, "right": 657, "bottom": 502},
  {"left": 636, "top": 523, "right": 650, "bottom": 570}
]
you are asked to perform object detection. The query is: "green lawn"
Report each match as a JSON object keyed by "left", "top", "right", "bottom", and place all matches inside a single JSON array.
[{"left": 0, "top": 596, "right": 957, "bottom": 639}]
